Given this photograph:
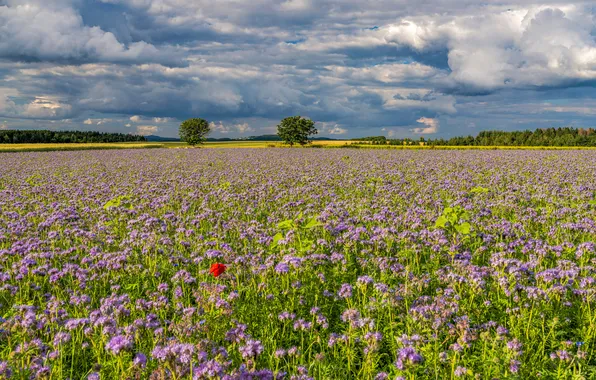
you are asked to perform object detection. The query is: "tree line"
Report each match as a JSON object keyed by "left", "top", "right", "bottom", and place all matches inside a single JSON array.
[
  {"left": 0, "top": 130, "right": 147, "bottom": 144},
  {"left": 180, "top": 116, "right": 318, "bottom": 146},
  {"left": 356, "top": 127, "right": 596, "bottom": 147}
]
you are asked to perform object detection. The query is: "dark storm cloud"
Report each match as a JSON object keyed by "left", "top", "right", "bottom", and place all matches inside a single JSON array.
[{"left": 0, "top": 0, "right": 594, "bottom": 137}]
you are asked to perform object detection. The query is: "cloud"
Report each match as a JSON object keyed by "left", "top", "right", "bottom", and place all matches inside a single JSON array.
[
  {"left": 0, "top": 89, "right": 73, "bottom": 119},
  {"left": 0, "top": 121, "right": 7, "bottom": 130},
  {"left": 383, "top": 6, "right": 596, "bottom": 93},
  {"left": 541, "top": 106, "right": 596, "bottom": 115},
  {"left": 411, "top": 117, "right": 439, "bottom": 134},
  {"left": 135, "top": 125, "right": 158, "bottom": 135},
  {"left": 319, "top": 122, "right": 347, "bottom": 135},
  {"left": 153, "top": 117, "right": 174, "bottom": 123},
  {"left": 210, "top": 121, "right": 254, "bottom": 135},
  {"left": 83, "top": 118, "right": 112, "bottom": 125},
  {"left": 0, "top": 3, "right": 185, "bottom": 66},
  {"left": 0, "top": 1, "right": 594, "bottom": 138}
]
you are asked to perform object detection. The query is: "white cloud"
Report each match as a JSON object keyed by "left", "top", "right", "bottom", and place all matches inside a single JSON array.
[
  {"left": 320, "top": 122, "right": 348, "bottom": 135},
  {"left": 384, "top": 6, "right": 596, "bottom": 92},
  {"left": 325, "top": 62, "right": 443, "bottom": 84},
  {"left": 0, "top": 121, "right": 7, "bottom": 130},
  {"left": 0, "top": 87, "right": 74, "bottom": 119},
  {"left": 0, "top": 3, "right": 183, "bottom": 66},
  {"left": 153, "top": 117, "right": 174, "bottom": 123},
  {"left": 130, "top": 115, "right": 142, "bottom": 123},
  {"left": 83, "top": 118, "right": 112, "bottom": 125},
  {"left": 136, "top": 125, "right": 159, "bottom": 135},
  {"left": 542, "top": 106, "right": 596, "bottom": 115},
  {"left": 366, "top": 87, "right": 456, "bottom": 113},
  {"left": 210, "top": 121, "right": 255, "bottom": 134},
  {"left": 411, "top": 117, "right": 439, "bottom": 134}
]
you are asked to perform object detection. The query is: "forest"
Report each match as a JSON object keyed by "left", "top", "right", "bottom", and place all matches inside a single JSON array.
[
  {"left": 357, "top": 127, "right": 596, "bottom": 147},
  {"left": 0, "top": 130, "right": 147, "bottom": 144}
]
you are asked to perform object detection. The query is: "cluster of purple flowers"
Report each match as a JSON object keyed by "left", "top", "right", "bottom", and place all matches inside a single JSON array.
[{"left": 0, "top": 149, "right": 594, "bottom": 378}]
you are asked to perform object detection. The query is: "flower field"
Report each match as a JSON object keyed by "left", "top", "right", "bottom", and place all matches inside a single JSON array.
[{"left": 0, "top": 148, "right": 595, "bottom": 379}]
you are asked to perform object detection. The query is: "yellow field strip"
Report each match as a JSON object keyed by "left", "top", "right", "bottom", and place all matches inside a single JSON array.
[{"left": 1, "top": 141, "right": 595, "bottom": 152}]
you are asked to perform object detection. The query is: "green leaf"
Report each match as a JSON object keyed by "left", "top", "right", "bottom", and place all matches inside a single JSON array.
[
  {"left": 103, "top": 195, "right": 132, "bottom": 210},
  {"left": 303, "top": 218, "right": 323, "bottom": 229},
  {"left": 104, "top": 197, "right": 122, "bottom": 210},
  {"left": 455, "top": 222, "right": 471, "bottom": 235},
  {"left": 589, "top": 200, "right": 596, "bottom": 206},
  {"left": 471, "top": 186, "right": 489, "bottom": 194},
  {"left": 300, "top": 239, "right": 313, "bottom": 251},
  {"left": 277, "top": 220, "right": 294, "bottom": 229},
  {"left": 435, "top": 216, "right": 448, "bottom": 228},
  {"left": 272, "top": 233, "right": 284, "bottom": 246},
  {"left": 25, "top": 174, "right": 42, "bottom": 186}
]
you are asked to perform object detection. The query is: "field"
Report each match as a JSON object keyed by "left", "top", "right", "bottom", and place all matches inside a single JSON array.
[
  {"left": 3, "top": 141, "right": 596, "bottom": 152},
  {"left": 0, "top": 143, "right": 165, "bottom": 153},
  {"left": 0, "top": 148, "right": 595, "bottom": 379}
]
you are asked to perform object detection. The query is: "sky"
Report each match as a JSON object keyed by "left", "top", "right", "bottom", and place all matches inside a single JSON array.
[{"left": 0, "top": 0, "right": 595, "bottom": 139}]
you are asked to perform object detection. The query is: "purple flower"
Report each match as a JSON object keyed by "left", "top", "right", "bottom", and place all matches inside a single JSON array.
[
  {"left": 454, "top": 366, "right": 467, "bottom": 377},
  {"left": 239, "top": 339, "right": 263, "bottom": 359},
  {"left": 274, "top": 348, "right": 286, "bottom": 358},
  {"left": 106, "top": 335, "right": 132, "bottom": 355},
  {"left": 395, "top": 347, "right": 423, "bottom": 370},
  {"left": 53, "top": 331, "right": 71, "bottom": 346},
  {"left": 0, "top": 362, "right": 11, "bottom": 378},
  {"left": 509, "top": 359, "right": 520, "bottom": 374},
  {"left": 275, "top": 263, "right": 290, "bottom": 274},
  {"left": 341, "top": 309, "right": 360, "bottom": 323},
  {"left": 193, "top": 360, "right": 224, "bottom": 378},
  {"left": 550, "top": 350, "right": 572, "bottom": 361},
  {"left": 338, "top": 283, "right": 353, "bottom": 299},
  {"left": 133, "top": 353, "right": 147, "bottom": 368}
]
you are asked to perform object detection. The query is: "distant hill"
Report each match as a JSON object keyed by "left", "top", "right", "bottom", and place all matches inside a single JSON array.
[
  {"left": 206, "top": 135, "right": 339, "bottom": 142},
  {"left": 145, "top": 135, "right": 181, "bottom": 142},
  {"left": 113, "top": 134, "right": 341, "bottom": 142}
]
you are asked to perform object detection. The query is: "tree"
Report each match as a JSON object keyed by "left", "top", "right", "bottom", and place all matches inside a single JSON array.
[
  {"left": 179, "top": 118, "right": 210, "bottom": 146},
  {"left": 276, "top": 116, "right": 317, "bottom": 146}
]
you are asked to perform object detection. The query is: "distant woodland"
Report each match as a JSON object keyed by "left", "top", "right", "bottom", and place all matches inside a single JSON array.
[
  {"left": 0, "top": 130, "right": 147, "bottom": 144},
  {"left": 3, "top": 126, "right": 596, "bottom": 146},
  {"left": 357, "top": 127, "right": 596, "bottom": 147}
]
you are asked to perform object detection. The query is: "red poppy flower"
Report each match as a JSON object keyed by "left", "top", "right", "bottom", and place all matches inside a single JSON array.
[{"left": 209, "top": 263, "right": 226, "bottom": 278}]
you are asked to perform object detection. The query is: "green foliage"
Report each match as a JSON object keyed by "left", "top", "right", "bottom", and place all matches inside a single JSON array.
[
  {"left": 103, "top": 195, "right": 133, "bottom": 210},
  {"left": 179, "top": 118, "right": 211, "bottom": 146},
  {"left": 276, "top": 116, "right": 318, "bottom": 146},
  {"left": 358, "top": 127, "right": 596, "bottom": 147},
  {"left": 272, "top": 214, "right": 322, "bottom": 251},
  {"left": 470, "top": 186, "right": 489, "bottom": 194},
  {"left": 435, "top": 206, "right": 473, "bottom": 236},
  {"left": 355, "top": 136, "right": 387, "bottom": 145},
  {"left": 25, "top": 173, "right": 42, "bottom": 186},
  {"left": 0, "top": 130, "right": 146, "bottom": 144}
]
